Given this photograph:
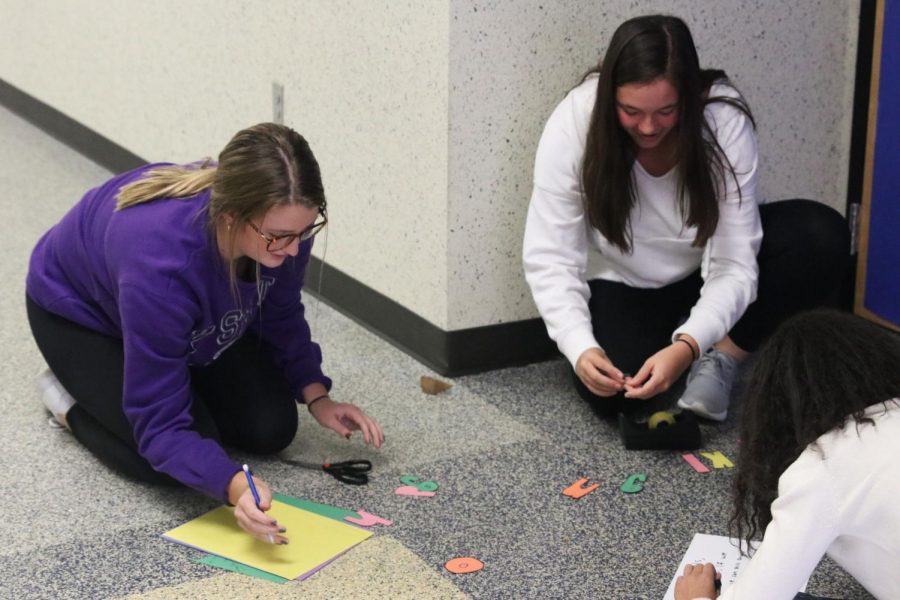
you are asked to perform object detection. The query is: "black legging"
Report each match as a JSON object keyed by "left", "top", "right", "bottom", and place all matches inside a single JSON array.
[
  {"left": 26, "top": 296, "right": 299, "bottom": 485},
  {"left": 575, "top": 199, "right": 851, "bottom": 416}
]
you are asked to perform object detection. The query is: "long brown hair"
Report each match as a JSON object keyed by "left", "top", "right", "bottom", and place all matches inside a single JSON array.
[
  {"left": 730, "top": 309, "right": 900, "bottom": 552},
  {"left": 581, "top": 15, "right": 754, "bottom": 252},
  {"left": 115, "top": 123, "right": 327, "bottom": 288}
]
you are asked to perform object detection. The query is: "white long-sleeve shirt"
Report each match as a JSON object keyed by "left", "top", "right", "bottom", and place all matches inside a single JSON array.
[
  {"left": 702, "top": 400, "right": 900, "bottom": 600},
  {"left": 523, "top": 76, "right": 762, "bottom": 367}
]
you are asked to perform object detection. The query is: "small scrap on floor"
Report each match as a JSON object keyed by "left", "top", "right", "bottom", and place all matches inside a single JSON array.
[{"left": 420, "top": 375, "right": 453, "bottom": 395}]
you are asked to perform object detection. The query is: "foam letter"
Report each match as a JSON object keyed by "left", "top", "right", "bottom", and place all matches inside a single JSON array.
[
  {"left": 399, "top": 474, "right": 438, "bottom": 491},
  {"left": 345, "top": 511, "right": 393, "bottom": 527},
  {"left": 682, "top": 453, "right": 711, "bottom": 473},
  {"left": 700, "top": 451, "right": 734, "bottom": 469},
  {"left": 445, "top": 557, "right": 484, "bottom": 574},
  {"left": 620, "top": 473, "right": 647, "bottom": 493},
  {"left": 395, "top": 485, "right": 436, "bottom": 497},
  {"left": 562, "top": 478, "right": 600, "bottom": 499}
]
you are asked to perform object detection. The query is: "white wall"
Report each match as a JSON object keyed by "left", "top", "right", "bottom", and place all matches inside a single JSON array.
[
  {"left": 446, "top": 0, "right": 860, "bottom": 329},
  {"left": 1, "top": 0, "right": 859, "bottom": 332},
  {"left": 0, "top": 0, "right": 451, "bottom": 327}
]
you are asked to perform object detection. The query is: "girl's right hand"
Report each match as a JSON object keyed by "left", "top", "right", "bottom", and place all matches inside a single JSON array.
[
  {"left": 575, "top": 348, "right": 626, "bottom": 396},
  {"left": 674, "top": 562, "right": 719, "bottom": 599},
  {"left": 228, "top": 471, "right": 288, "bottom": 545},
  {"left": 622, "top": 340, "right": 694, "bottom": 400}
]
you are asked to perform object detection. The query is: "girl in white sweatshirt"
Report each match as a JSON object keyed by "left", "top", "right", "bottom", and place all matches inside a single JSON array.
[{"left": 523, "top": 15, "right": 849, "bottom": 419}]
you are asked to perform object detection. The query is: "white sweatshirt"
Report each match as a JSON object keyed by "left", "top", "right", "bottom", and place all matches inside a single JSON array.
[
  {"left": 523, "top": 76, "right": 762, "bottom": 367},
  {"left": 711, "top": 400, "right": 900, "bottom": 600}
]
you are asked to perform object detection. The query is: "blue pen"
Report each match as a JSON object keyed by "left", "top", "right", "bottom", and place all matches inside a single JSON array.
[
  {"left": 242, "top": 464, "right": 261, "bottom": 509},
  {"left": 243, "top": 464, "right": 281, "bottom": 545}
]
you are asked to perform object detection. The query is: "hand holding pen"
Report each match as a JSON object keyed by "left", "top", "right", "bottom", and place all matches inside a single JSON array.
[
  {"left": 229, "top": 464, "right": 288, "bottom": 545},
  {"left": 674, "top": 562, "right": 721, "bottom": 600}
]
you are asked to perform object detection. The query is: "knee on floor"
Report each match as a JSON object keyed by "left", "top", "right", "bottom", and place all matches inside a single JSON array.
[{"left": 237, "top": 408, "right": 299, "bottom": 454}]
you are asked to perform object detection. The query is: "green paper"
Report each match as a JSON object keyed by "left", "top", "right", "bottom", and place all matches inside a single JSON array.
[
  {"left": 195, "top": 493, "right": 360, "bottom": 582},
  {"left": 196, "top": 554, "right": 288, "bottom": 583},
  {"left": 272, "top": 493, "right": 360, "bottom": 521}
]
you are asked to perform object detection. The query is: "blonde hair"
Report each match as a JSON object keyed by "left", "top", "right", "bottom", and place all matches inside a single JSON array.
[
  {"left": 115, "top": 161, "right": 216, "bottom": 210},
  {"left": 114, "top": 123, "right": 327, "bottom": 291}
]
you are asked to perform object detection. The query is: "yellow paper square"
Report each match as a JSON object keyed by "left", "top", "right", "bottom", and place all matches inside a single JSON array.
[{"left": 163, "top": 500, "right": 372, "bottom": 580}]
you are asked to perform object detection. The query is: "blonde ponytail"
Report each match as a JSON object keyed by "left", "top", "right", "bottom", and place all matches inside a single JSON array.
[{"left": 115, "top": 161, "right": 217, "bottom": 210}]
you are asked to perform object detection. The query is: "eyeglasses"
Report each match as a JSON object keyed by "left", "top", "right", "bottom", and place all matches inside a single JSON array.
[{"left": 247, "top": 211, "right": 327, "bottom": 251}]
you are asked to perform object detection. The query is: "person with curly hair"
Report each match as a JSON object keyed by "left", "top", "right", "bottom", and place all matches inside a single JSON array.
[{"left": 675, "top": 309, "right": 900, "bottom": 599}]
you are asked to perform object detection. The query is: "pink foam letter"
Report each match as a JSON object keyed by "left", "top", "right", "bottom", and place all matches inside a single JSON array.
[
  {"left": 345, "top": 510, "right": 393, "bottom": 527},
  {"left": 682, "top": 453, "right": 711, "bottom": 473},
  {"left": 395, "top": 485, "right": 436, "bottom": 497}
]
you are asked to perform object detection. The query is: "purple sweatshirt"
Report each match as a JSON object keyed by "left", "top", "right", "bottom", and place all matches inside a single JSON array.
[{"left": 27, "top": 163, "right": 331, "bottom": 502}]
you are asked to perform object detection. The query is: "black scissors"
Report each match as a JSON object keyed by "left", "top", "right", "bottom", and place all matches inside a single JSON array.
[{"left": 281, "top": 458, "right": 372, "bottom": 485}]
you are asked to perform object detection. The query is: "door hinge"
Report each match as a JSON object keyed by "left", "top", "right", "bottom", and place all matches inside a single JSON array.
[{"left": 848, "top": 203, "right": 860, "bottom": 256}]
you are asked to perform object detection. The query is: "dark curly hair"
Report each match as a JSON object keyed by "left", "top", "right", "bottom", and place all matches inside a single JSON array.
[{"left": 730, "top": 309, "right": 900, "bottom": 551}]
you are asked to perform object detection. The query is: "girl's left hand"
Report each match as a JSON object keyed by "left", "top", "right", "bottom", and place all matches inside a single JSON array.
[
  {"left": 308, "top": 397, "right": 384, "bottom": 448},
  {"left": 623, "top": 341, "right": 694, "bottom": 399},
  {"left": 674, "top": 562, "right": 719, "bottom": 599}
]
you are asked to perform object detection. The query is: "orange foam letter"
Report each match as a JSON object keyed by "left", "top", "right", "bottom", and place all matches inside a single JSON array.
[{"left": 562, "top": 477, "right": 600, "bottom": 499}]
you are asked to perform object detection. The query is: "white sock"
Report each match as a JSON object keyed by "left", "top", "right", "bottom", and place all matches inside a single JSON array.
[{"left": 37, "top": 369, "right": 76, "bottom": 419}]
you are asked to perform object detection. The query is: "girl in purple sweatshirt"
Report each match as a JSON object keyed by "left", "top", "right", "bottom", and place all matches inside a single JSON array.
[{"left": 26, "top": 123, "right": 383, "bottom": 545}]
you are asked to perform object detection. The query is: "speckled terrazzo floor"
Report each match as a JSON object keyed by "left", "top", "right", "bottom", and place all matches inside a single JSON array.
[{"left": 0, "top": 105, "right": 874, "bottom": 600}]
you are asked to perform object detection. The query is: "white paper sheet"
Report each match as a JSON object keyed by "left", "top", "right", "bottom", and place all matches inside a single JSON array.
[{"left": 663, "top": 533, "right": 756, "bottom": 600}]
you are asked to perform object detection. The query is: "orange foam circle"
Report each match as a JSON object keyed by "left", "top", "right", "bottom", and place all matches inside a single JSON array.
[{"left": 444, "top": 557, "right": 484, "bottom": 574}]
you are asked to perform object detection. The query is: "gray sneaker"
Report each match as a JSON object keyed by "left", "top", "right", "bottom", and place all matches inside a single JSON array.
[{"left": 676, "top": 349, "right": 738, "bottom": 421}]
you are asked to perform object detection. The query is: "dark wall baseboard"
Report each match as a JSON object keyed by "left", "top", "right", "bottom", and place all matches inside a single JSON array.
[
  {"left": 304, "top": 257, "right": 559, "bottom": 376},
  {"left": 0, "top": 78, "right": 147, "bottom": 173},
  {"left": 1, "top": 77, "right": 559, "bottom": 377}
]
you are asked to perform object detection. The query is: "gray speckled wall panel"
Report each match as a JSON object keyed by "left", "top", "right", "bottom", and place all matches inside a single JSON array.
[
  {"left": 0, "top": 0, "right": 859, "bottom": 334},
  {"left": 447, "top": 0, "right": 859, "bottom": 329}
]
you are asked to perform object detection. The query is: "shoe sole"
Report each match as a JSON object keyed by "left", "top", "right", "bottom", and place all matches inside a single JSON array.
[{"left": 676, "top": 398, "right": 727, "bottom": 422}]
